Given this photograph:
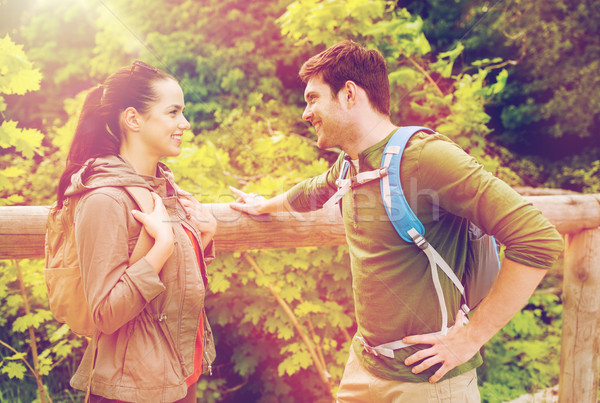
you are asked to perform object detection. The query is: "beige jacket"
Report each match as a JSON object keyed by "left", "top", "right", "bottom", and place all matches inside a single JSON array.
[{"left": 66, "top": 156, "right": 216, "bottom": 402}]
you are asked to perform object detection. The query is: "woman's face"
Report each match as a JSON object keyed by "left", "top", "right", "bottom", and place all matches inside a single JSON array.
[{"left": 137, "top": 78, "right": 190, "bottom": 159}]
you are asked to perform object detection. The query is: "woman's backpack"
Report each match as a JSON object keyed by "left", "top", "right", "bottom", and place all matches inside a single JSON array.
[{"left": 44, "top": 186, "right": 154, "bottom": 337}]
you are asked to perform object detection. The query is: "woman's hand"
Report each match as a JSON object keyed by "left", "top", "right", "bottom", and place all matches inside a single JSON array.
[
  {"left": 131, "top": 192, "right": 174, "bottom": 272},
  {"left": 177, "top": 190, "right": 217, "bottom": 246}
]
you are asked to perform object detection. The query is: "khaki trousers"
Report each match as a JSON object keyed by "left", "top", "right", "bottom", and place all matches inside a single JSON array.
[{"left": 337, "top": 347, "right": 480, "bottom": 402}]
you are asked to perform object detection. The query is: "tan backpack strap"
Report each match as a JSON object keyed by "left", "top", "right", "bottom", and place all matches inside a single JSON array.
[
  {"left": 84, "top": 331, "right": 100, "bottom": 403},
  {"left": 125, "top": 186, "right": 155, "bottom": 265}
]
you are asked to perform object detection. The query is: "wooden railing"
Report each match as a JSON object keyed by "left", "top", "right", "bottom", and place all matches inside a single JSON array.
[{"left": 1, "top": 194, "right": 599, "bottom": 402}]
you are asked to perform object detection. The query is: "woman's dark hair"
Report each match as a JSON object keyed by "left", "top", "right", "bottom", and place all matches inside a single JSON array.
[{"left": 56, "top": 62, "right": 175, "bottom": 207}]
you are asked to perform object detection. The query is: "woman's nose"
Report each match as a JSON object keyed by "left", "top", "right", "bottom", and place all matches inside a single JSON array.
[{"left": 179, "top": 116, "right": 191, "bottom": 130}]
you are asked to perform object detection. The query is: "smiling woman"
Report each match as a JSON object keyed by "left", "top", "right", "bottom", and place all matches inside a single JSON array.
[
  {"left": 119, "top": 77, "right": 191, "bottom": 174},
  {"left": 47, "top": 61, "right": 217, "bottom": 403}
]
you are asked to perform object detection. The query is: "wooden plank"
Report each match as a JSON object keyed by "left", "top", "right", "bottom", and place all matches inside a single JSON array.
[
  {"left": 559, "top": 228, "right": 600, "bottom": 402},
  {"left": 0, "top": 206, "right": 50, "bottom": 259},
  {"left": 205, "top": 203, "right": 346, "bottom": 251},
  {"left": 0, "top": 194, "right": 599, "bottom": 259},
  {"left": 528, "top": 194, "right": 600, "bottom": 235}
]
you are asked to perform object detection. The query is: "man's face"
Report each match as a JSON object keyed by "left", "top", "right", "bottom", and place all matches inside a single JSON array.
[{"left": 302, "top": 76, "right": 349, "bottom": 149}]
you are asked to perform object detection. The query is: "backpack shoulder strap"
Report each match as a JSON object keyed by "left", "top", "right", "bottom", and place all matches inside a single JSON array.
[
  {"left": 380, "top": 126, "right": 435, "bottom": 243},
  {"left": 124, "top": 186, "right": 155, "bottom": 265},
  {"left": 381, "top": 127, "right": 470, "bottom": 334},
  {"left": 323, "top": 157, "right": 351, "bottom": 210}
]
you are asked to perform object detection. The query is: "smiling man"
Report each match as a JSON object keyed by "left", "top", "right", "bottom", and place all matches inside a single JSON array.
[{"left": 230, "top": 40, "right": 563, "bottom": 402}]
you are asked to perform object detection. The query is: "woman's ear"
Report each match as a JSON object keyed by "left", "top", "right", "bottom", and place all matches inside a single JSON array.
[{"left": 122, "top": 107, "right": 142, "bottom": 132}]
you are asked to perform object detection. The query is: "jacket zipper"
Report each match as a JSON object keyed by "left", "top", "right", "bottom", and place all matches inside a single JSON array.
[
  {"left": 177, "top": 198, "right": 212, "bottom": 375},
  {"left": 201, "top": 314, "right": 213, "bottom": 375},
  {"left": 157, "top": 313, "right": 186, "bottom": 373}
]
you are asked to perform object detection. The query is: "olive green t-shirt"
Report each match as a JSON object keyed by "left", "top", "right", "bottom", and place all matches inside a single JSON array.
[{"left": 286, "top": 130, "right": 564, "bottom": 382}]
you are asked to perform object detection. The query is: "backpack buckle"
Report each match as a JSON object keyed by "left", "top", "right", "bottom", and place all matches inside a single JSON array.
[
  {"left": 363, "top": 344, "right": 379, "bottom": 357},
  {"left": 408, "top": 228, "right": 429, "bottom": 250},
  {"left": 356, "top": 337, "right": 380, "bottom": 357}
]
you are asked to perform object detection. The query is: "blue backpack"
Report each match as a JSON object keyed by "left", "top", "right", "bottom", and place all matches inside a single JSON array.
[{"left": 326, "top": 126, "right": 501, "bottom": 356}]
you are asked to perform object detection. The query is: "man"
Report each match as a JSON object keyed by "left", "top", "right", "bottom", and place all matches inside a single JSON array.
[{"left": 230, "top": 40, "right": 563, "bottom": 401}]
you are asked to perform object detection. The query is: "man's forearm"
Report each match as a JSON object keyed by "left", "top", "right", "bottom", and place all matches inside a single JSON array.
[{"left": 403, "top": 257, "right": 548, "bottom": 382}]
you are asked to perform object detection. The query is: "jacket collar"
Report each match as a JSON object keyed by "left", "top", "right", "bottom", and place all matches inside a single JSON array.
[{"left": 64, "top": 155, "right": 177, "bottom": 198}]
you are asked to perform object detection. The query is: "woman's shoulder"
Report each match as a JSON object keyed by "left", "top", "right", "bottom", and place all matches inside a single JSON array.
[{"left": 77, "top": 186, "right": 138, "bottom": 216}]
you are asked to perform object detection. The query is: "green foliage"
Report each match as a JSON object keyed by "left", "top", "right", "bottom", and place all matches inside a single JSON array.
[
  {"left": 548, "top": 159, "right": 600, "bottom": 194},
  {"left": 0, "top": 35, "right": 42, "bottom": 95},
  {"left": 480, "top": 293, "right": 562, "bottom": 402},
  {"left": 0, "top": 35, "right": 44, "bottom": 193},
  {"left": 406, "top": 0, "right": 600, "bottom": 189},
  {"left": 0, "top": 260, "right": 85, "bottom": 401},
  {"left": 279, "top": 0, "right": 391, "bottom": 46},
  {"left": 204, "top": 246, "right": 353, "bottom": 401},
  {"left": 498, "top": 0, "right": 600, "bottom": 141}
]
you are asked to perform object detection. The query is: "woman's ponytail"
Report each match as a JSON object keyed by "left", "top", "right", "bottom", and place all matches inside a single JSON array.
[{"left": 56, "top": 85, "right": 119, "bottom": 207}]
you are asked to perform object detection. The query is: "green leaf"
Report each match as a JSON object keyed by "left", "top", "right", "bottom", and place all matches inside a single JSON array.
[
  {"left": 0, "top": 35, "right": 42, "bottom": 95},
  {"left": 12, "top": 310, "right": 53, "bottom": 332},
  {"left": 437, "top": 42, "right": 464, "bottom": 78},
  {"left": 0, "top": 120, "right": 43, "bottom": 158},
  {"left": 1, "top": 361, "right": 27, "bottom": 380},
  {"left": 6, "top": 352, "right": 27, "bottom": 361}
]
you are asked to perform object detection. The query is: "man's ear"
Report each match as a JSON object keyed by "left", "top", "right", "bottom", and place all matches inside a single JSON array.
[
  {"left": 122, "top": 107, "right": 142, "bottom": 132},
  {"left": 343, "top": 80, "right": 358, "bottom": 106}
]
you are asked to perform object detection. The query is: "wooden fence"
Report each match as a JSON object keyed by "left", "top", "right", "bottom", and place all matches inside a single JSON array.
[{"left": 1, "top": 194, "right": 599, "bottom": 402}]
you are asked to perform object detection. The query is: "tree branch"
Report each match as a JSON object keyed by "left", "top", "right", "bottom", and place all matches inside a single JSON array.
[
  {"left": 15, "top": 259, "right": 50, "bottom": 403},
  {"left": 390, "top": 40, "right": 444, "bottom": 97},
  {"left": 243, "top": 253, "right": 333, "bottom": 394}
]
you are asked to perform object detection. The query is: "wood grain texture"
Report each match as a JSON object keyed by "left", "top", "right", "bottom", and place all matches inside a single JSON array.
[
  {"left": 0, "top": 194, "right": 598, "bottom": 258},
  {"left": 559, "top": 229, "right": 600, "bottom": 403}
]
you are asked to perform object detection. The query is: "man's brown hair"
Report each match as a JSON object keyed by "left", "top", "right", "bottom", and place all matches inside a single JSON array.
[{"left": 299, "top": 40, "right": 390, "bottom": 116}]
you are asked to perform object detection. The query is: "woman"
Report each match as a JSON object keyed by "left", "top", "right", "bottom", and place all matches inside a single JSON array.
[{"left": 55, "top": 61, "right": 216, "bottom": 402}]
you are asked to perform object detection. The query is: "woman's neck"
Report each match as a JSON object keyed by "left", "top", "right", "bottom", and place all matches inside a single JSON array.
[{"left": 119, "top": 147, "right": 158, "bottom": 177}]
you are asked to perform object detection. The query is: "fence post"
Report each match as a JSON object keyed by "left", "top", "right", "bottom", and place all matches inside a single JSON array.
[{"left": 559, "top": 228, "right": 600, "bottom": 402}]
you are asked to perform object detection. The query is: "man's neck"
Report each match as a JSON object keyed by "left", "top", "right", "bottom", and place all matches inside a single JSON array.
[{"left": 343, "top": 117, "right": 396, "bottom": 159}]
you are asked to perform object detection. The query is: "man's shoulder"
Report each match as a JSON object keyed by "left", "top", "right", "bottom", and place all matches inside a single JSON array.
[
  {"left": 408, "top": 130, "right": 459, "bottom": 150},
  {"left": 404, "top": 130, "right": 469, "bottom": 164}
]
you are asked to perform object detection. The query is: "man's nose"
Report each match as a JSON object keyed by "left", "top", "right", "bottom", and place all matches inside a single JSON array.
[{"left": 302, "top": 105, "right": 312, "bottom": 122}]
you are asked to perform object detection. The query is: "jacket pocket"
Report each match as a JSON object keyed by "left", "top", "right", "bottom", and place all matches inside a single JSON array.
[{"left": 120, "top": 318, "right": 171, "bottom": 389}]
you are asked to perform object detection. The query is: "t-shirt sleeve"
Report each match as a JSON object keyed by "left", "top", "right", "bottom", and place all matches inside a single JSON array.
[
  {"left": 415, "top": 134, "right": 564, "bottom": 269},
  {"left": 286, "top": 153, "right": 345, "bottom": 212}
]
